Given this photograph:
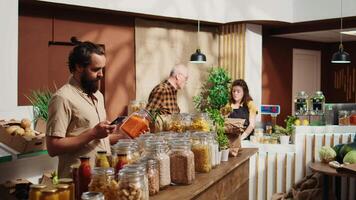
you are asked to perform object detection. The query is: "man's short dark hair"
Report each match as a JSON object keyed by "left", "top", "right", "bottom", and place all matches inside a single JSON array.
[{"left": 68, "top": 41, "right": 105, "bottom": 73}]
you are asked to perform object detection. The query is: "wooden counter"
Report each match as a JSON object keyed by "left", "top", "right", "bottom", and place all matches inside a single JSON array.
[{"left": 151, "top": 148, "right": 258, "bottom": 200}]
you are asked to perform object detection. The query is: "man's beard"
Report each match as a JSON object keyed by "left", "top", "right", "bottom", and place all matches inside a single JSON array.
[{"left": 80, "top": 72, "right": 101, "bottom": 95}]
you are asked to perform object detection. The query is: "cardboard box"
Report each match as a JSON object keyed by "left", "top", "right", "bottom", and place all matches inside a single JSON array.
[{"left": 0, "top": 121, "right": 46, "bottom": 153}]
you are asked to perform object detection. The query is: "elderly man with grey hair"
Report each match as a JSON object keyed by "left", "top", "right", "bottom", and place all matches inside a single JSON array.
[{"left": 146, "top": 64, "right": 189, "bottom": 114}]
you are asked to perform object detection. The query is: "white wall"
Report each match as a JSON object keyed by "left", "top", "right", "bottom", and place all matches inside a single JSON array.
[
  {"left": 244, "top": 24, "right": 262, "bottom": 121},
  {"left": 0, "top": 0, "right": 18, "bottom": 111},
  {"left": 39, "top": 0, "right": 356, "bottom": 23},
  {"left": 39, "top": 0, "right": 226, "bottom": 23},
  {"left": 224, "top": 0, "right": 294, "bottom": 23},
  {"left": 293, "top": 0, "right": 356, "bottom": 22}
]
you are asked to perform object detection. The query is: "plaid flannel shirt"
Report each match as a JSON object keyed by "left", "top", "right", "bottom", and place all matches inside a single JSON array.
[{"left": 146, "top": 80, "right": 180, "bottom": 114}]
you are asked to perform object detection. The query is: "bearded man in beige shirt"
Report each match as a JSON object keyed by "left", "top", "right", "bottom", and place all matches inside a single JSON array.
[{"left": 46, "top": 41, "right": 124, "bottom": 178}]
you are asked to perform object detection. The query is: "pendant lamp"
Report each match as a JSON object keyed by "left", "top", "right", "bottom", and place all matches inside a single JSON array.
[
  {"left": 331, "top": 0, "right": 351, "bottom": 64},
  {"left": 190, "top": 20, "right": 207, "bottom": 64}
]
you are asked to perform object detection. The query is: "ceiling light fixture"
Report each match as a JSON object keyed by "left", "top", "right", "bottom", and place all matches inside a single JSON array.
[
  {"left": 331, "top": 0, "right": 351, "bottom": 64},
  {"left": 190, "top": 20, "right": 207, "bottom": 64}
]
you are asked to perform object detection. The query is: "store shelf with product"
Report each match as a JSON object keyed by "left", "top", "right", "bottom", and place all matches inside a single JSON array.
[{"left": 242, "top": 125, "right": 356, "bottom": 200}]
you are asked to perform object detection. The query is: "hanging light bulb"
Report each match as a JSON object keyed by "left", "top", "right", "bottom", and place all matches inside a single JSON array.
[
  {"left": 331, "top": 0, "right": 351, "bottom": 64},
  {"left": 190, "top": 20, "right": 207, "bottom": 64}
]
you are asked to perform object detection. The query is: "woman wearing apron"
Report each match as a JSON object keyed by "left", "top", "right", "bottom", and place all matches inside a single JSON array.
[{"left": 225, "top": 79, "right": 257, "bottom": 156}]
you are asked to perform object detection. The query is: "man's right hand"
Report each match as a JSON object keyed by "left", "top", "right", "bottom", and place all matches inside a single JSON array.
[{"left": 91, "top": 121, "right": 117, "bottom": 139}]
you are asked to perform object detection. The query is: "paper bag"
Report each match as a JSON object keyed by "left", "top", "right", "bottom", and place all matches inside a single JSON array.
[{"left": 224, "top": 118, "right": 245, "bottom": 157}]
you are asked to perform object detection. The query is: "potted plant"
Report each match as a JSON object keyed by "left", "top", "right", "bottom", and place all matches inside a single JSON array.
[
  {"left": 217, "top": 126, "right": 230, "bottom": 161},
  {"left": 146, "top": 108, "right": 164, "bottom": 133},
  {"left": 194, "top": 67, "right": 232, "bottom": 159},
  {"left": 274, "top": 125, "right": 291, "bottom": 145},
  {"left": 26, "top": 89, "right": 53, "bottom": 133}
]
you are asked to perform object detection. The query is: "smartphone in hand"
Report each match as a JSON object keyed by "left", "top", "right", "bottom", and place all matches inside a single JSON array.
[{"left": 110, "top": 116, "right": 126, "bottom": 125}]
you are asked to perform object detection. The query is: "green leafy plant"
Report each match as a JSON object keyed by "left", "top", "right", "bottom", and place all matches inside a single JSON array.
[
  {"left": 146, "top": 108, "right": 164, "bottom": 132},
  {"left": 194, "top": 67, "right": 231, "bottom": 149},
  {"left": 216, "top": 125, "right": 229, "bottom": 150},
  {"left": 273, "top": 116, "right": 298, "bottom": 136},
  {"left": 26, "top": 89, "right": 53, "bottom": 122}
]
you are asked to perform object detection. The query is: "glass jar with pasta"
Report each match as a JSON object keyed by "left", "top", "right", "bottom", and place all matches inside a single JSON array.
[
  {"left": 88, "top": 167, "right": 118, "bottom": 200},
  {"left": 191, "top": 134, "right": 211, "bottom": 173}
]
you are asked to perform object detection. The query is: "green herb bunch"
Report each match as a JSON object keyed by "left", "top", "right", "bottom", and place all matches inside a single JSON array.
[
  {"left": 194, "top": 67, "right": 231, "bottom": 149},
  {"left": 26, "top": 89, "right": 53, "bottom": 122}
]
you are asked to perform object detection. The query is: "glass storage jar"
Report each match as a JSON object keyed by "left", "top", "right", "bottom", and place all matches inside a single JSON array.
[
  {"left": 120, "top": 109, "right": 151, "bottom": 138},
  {"left": 117, "top": 168, "right": 148, "bottom": 200},
  {"left": 95, "top": 151, "right": 110, "bottom": 168},
  {"left": 112, "top": 143, "right": 136, "bottom": 174},
  {"left": 142, "top": 143, "right": 171, "bottom": 188},
  {"left": 294, "top": 91, "right": 308, "bottom": 115},
  {"left": 207, "top": 133, "right": 219, "bottom": 168},
  {"left": 191, "top": 134, "right": 212, "bottom": 173},
  {"left": 350, "top": 110, "right": 356, "bottom": 125},
  {"left": 78, "top": 156, "right": 91, "bottom": 198},
  {"left": 338, "top": 110, "right": 350, "bottom": 125},
  {"left": 190, "top": 113, "right": 211, "bottom": 132},
  {"left": 128, "top": 100, "right": 140, "bottom": 116},
  {"left": 310, "top": 91, "right": 325, "bottom": 114},
  {"left": 146, "top": 159, "right": 160, "bottom": 195},
  {"left": 123, "top": 163, "right": 149, "bottom": 200},
  {"left": 169, "top": 141, "right": 195, "bottom": 185},
  {"left": 29, "top": 184, "right": 46, "bottom": 200},
  {"left": 81, "top": 192, "right": 105, "bottom": 200},
  {"left": 58, "top": 178, "right": 75, "bottom": 200},
  {"left": 56, "top": 184, "right": 70, "bottom": 200},
  {"left": 88, "top": 167, "right": 118, "bottom": 200},
  {"left": 40, "top": 188, "right": 59, "bottom": 200}
]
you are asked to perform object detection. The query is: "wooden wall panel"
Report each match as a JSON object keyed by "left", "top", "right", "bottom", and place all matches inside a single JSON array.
[
  {"left": 262, "top": 37, "right": 326, "bottom": 125},
  {"left": 18, "top": 2, "right": 135, "bottom": 120},
  {"left": 219, "top": 24, "right": 246, "bottom": 80}
]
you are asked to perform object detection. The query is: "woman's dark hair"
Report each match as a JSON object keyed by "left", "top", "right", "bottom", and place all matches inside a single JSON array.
[
  {"left": 230, "top": 79, "right": 253, "bottom": 106},
  {"left": 68, "top": 41, "right": 105, "bottom": 73}
]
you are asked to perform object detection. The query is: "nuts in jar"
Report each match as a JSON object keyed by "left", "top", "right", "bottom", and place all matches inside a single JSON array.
[
  {"left": 117, "top": 168, "right": 147, "bottom": 200},
  {"left": 88, "top": 168, "right": 118, "bottom": 200}
]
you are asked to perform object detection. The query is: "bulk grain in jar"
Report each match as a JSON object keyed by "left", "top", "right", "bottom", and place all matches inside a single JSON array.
[
  {"left": 142, "top": 142, "right": 171, "bottom": 188},
  {"left": 117, "top": 168, "right": 147, "bottom": 200},
  {"left": 191, "top": 134, "right": 212, "bottom": 173},
  {"left": 88, "top": 167, "right": 118, "bottom": 200},
  {"left": 169, "top": 141, "right": 195, "bottom": 185}
]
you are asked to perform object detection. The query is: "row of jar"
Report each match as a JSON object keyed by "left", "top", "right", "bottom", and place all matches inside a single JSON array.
[
  {"left": 29, "top": 178, "right": 74, "bottom": 200},
  {"left": 119, "top": 109, "right": 214, "bottom": 139},
  {"left": 84, "top": 132, "right": 220, "bottom": 199},
  {"left": 294, "top": 91, "right": 326, "bottom": 115}
]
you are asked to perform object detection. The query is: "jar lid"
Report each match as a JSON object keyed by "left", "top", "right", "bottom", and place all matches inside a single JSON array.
[
  {"left": 42, "top": 188, "right": 58, "bottom": 193},
  {"left": 30, "top": 184, "right": 47, "bottom": 189},
  {"left": 97, "top": 151, "right": 107, "bottom": 154},
  {"left": 124, "top": 163, "right": 147, "bottom": 173},
  {"left": 81, "top": 192, "right": 105, "bottom": 200},
  {"left": 118, "top": 168, "right": 144, "bottom": 178},
  {"left": 92, "top": 167, "right": 115, "bottom": 175},
  {"left": 58, "top": 178, "right": 73, "bottom": 184},
  {"left": 79, "top": 156, "right": 90, "bottom": 160},
  {"left": 56, "top": 184, "right": 70, "bottom": 189}
]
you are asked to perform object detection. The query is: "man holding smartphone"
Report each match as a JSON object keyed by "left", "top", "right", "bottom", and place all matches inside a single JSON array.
[{"left": 46, "top": 41, "right": 124, "bottom": 178}]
